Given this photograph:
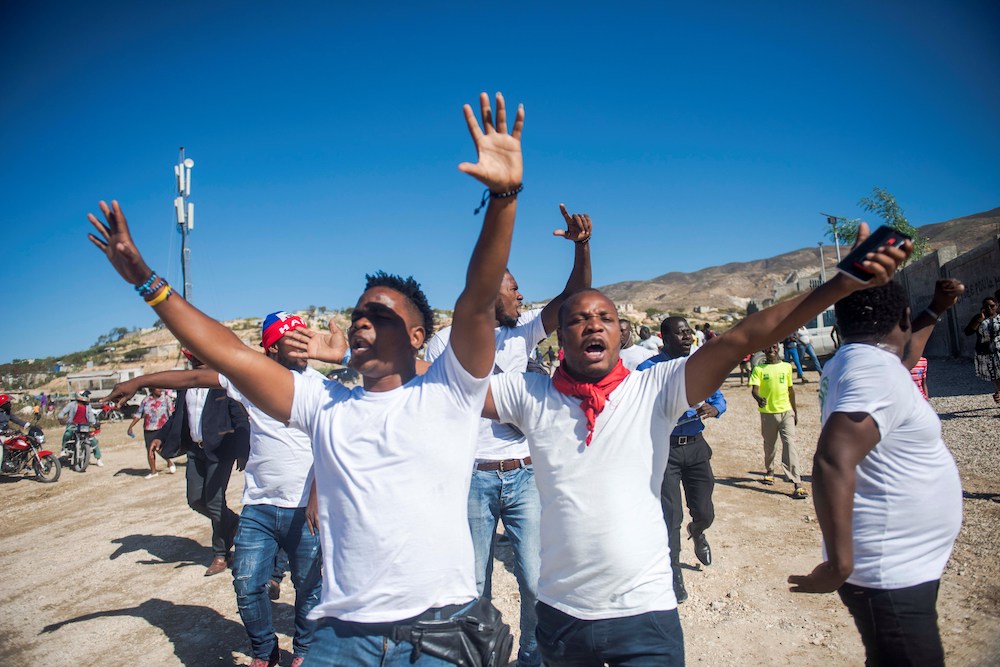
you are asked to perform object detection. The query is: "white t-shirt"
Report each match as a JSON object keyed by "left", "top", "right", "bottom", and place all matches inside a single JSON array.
[
  {"left": 619, "top": 344, "right": 656, "bottom": 370},
  {"left": 637, "top": 336, "right": 661, "bottom": 351},
  {"left": 425, "top": 308, "right": 547, "bottom": 461},
  {"left": 796, "top": 326, "right": 812, "bottom": 346},
  {"left": 490, "top": 358, "right": 690, "bottom": 620},
  {"left": 290, "top": 344, "right": 489, "bottom": 622},
  {"left": 219, "top": 368, "right": 322, "bottom": 508},
  {"left": 819, "top": 344, "right": 962, "bottom": 589}
]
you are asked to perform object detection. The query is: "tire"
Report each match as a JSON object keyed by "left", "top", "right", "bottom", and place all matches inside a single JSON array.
[
  {"left": 34, "top": 454, "right": 61, "bottom": 483},
  {"left": 71, "top": 437, "right": 90, "bottom": 473}
]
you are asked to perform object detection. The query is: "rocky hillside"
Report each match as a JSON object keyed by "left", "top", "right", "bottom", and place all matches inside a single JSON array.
[{"left": 599, "top": 207, "right": 1000, "bottom": 315}]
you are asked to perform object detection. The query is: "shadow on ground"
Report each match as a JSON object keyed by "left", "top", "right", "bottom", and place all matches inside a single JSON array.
[{"left": 110, "top": 534, "right": 213, "bottom": 570}]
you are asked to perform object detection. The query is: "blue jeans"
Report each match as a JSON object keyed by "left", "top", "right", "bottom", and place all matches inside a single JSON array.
[
  {"left": 304, "top": 602, "right": 476, "bottom": 667},
  {"left": 535, "top": 602, "right": 685, "bottom": 666},
  {"left": 468, "top": 465, "right": 542, "bottom": 667},
  {"left": 783, "top": 344, "right": 804, "bottom": 378},
  {"left": 799, "top": 342, "right": 823, "bottom": 373},
  {"left": 232, "top": 504, "right": 323, "bottom": 661}
]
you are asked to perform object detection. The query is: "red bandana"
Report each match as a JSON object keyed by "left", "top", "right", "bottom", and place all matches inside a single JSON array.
[{"left": 552, "top": 361, "right": 630, "bottom": 445}]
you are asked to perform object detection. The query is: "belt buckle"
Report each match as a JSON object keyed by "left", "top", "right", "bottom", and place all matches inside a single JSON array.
[
  {"left": 498, "top": 460, "right": 507, "bottom": 473},
  {"left": 677, "top": 436, "right": 688, "bottom": 445}
]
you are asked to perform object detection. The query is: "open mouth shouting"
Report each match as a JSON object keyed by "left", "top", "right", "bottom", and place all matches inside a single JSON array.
[{"left": 583, "top": 337, "right": 608, "bottom": 362}]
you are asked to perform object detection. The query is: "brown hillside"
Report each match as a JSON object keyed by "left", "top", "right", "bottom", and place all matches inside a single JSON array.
[{"left": 598, "top": 207, "right": 1000, "bottom": 314}]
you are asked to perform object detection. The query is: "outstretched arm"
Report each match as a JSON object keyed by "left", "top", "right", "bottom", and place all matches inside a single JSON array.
[
  {"left": 86, "top": 201, "right": 293, "bottom": 422},
  {"left": 450, "top": 92, "right": 525, "bottom": 378},
  {"left": 684, "top": 224, "right": 911, "bottom": 406},
  {"left": 108, "top": 369, "right": 224, "bottom": 409},
  {"left": 904, "top": 279, "right": 964, "bottom": 369},
  {"left": 540, "top": 204, "right": 593, "bottom": 334}
]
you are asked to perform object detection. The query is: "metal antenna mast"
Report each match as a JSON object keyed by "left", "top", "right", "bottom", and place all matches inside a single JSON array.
[{"left": 174, "top": 148, "right": 195, "bottom": 301}]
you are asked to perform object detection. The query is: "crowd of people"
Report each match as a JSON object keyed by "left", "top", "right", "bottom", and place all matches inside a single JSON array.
[{"left": 58, "top": 90, "right": 979, "bottom": 667}]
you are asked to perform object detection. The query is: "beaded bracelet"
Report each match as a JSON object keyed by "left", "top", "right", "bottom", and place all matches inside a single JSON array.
[
  {"left": 135, "top": 272, "right": 159, "bottom": 294},
  {"left": 474, "top": 184, "right": 523, "bottom": 215},
  {"left": 140, "top": 277, "right": 167, "bottom": 299},
  {"left": 146, "top": 285, "right": 173, "bottom": 307}
]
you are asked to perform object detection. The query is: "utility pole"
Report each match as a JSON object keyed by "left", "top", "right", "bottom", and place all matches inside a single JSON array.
[
  {"left": 817, "top": 242, "right": 827, "bottom": 282},
  {"left": 174, "top": 148, "right": 195, "bottom": 301},
  {"left": 821, "top": 213, "right": 843, "bottom": 264}
]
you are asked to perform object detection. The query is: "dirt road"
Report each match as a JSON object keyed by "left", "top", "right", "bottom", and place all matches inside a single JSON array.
[{"left": 1, "top": 359, "right": 997, "bottom": 665}]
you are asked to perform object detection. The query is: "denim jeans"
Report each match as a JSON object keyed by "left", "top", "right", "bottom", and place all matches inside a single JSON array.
[
  {"left": 838, "top": 580, "right": 944, "bottom": 666},
  {"left": 233, "top": 503, "right": 323, "bottom": 661},
  {"left": 783, "top": 344, "right": 804, "bottom": 378},
  {"left": 304, "top": 601, "right": 476, "bottom": 667},
  {"left": 535, "top": 602, "right": 685, "bottom": 666},
  {"left": 468, "top": 465, "right": 542, "bottom": 667},
  {"left": 799, "top": 342, "right": 823, "bottom": 373}
]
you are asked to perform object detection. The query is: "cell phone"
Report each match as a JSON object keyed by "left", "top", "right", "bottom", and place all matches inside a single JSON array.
[{"left": 836, "top": 225, "right": 912, "bottom": 283}]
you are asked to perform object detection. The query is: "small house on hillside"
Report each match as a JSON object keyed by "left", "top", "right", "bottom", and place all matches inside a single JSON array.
[{"left": 65, "top": 368, "right": 144, "bottom": 399}]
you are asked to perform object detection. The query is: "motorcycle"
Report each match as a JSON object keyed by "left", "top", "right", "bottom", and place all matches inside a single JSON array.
[
  {"left": 1, "top": 426, "right": 61, "bottom": 483},
  {"left": 61, "top": 423, "right": 100, "bottom": 473},
  {"left": 98, "top": 402, "right": 124, "bottom": 422}
]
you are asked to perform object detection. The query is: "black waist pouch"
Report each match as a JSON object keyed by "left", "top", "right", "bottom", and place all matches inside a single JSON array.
[{"left": 405, "top": 598, "right": 513, "bottom": 667}]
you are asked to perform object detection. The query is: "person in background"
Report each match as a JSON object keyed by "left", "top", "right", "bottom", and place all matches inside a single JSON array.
[
  {"left": 0, "top": 394, "right": 31, "bottom": 432},
  {"left": 636, "top": 325, "right": 661, "bottom": 351},
  {"left": 963, "top": 295, "right": 1000, "bottom": 405},
  {"left": 619, "top": 319, "right": 656, "bottom": 370},
  {"left": 58, "top": 391, "right": 103, "bottom": 467},
  {"left": 749, "top": 344, "right": 806, "bottom": 499},
  {"left": 128, "top": 387, "right": 176, "bottom": 478},
  {"left": 782, "top": 333, "right": 807, "bottom": 383},
  {"left": 909, "top": 357, "right": 929, "bottom": 399},
  {"left": 795, "top": 325, "right": 823, "bottom": 375}
]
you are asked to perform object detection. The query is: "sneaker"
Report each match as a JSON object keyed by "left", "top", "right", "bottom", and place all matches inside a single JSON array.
[
  {"left": 94, "top": 458, "right": 104, "bottom": 467},
  {"left": 144, "top": 472, "right": 159, "bottom": 479},
  {"left": 249, "top": 647, "right": 280, "bottom": 667},
  {"left": 793, "top": 486, "right": 809, "bottom": 500},
  {"left": 167, "top": 462, "right": 176, "bottom": 474},
  {"left": 290, "top": 657, "right": 304, "bottom": 667},
  {"left": 760, "top": 474, "right": 775, "bottom": 486}
]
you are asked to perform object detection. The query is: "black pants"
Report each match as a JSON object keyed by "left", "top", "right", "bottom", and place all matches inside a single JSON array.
[
  {"left": 659, "top": 434, "right": 715, "bottom": 571},
  {"left": 838, "top": 580, "right": 944, "bottom": 667},
  {"left": 186, "top": 448, "right": 239, "bottom": 558}
]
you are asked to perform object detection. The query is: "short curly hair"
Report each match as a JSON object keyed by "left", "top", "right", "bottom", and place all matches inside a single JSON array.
[
  {"left": 834, "top": 281, "right": 909, "bottom": 340},
  {"left": 364, "top": 271, "right": 435, "bottom": 338}
]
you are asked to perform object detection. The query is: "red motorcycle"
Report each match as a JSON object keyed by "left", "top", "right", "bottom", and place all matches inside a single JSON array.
[{"left": 1, "top": 426, "right": 61, "bottom": 483}]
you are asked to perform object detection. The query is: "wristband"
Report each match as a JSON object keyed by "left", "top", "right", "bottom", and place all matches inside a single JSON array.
[
  {"left": 923, "top": 307, "right": 942, "bottom": 322},
  {"left": 146, "top": 285, "right": 173, "bottom": 307},
  {"left": 140, "top": 277, "right": 167, "bottom": 299},
  {"left": 135, "top": 272, "right": 158, "bottom": 294},
  {"left": 473, "top": 184, "right": 523, "bottom": 214}
]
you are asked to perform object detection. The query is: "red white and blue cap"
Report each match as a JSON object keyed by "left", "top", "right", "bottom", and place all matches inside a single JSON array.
[{"left": 261, "top": 311, "right": 306, "bottom": 349}]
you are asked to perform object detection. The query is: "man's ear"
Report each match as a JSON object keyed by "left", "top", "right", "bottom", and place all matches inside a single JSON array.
[
  {"left": 410, "top": 326, "right": 426, "bottom": 352},
  {"left": 266, "top": 343, "right": 280, "bottom": 356},
  {"left": 900, "top": 306, "right": 912, "bottom": 333}
]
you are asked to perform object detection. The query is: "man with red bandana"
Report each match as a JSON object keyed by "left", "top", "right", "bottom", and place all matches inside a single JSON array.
[{"left": 484, "top": 226, "right": 912, "bottom": 666}]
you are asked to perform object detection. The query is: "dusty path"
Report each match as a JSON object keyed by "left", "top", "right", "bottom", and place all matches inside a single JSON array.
[{"left": 1, "top": 358, "right": 997, "bottom": 665}]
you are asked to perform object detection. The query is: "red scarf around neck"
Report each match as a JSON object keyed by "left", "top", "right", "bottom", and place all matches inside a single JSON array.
[{"left": 552, "top": 360, "right": 630, "bottom": 445}]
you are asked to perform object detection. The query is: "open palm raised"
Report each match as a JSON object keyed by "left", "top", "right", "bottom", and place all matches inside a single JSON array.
[{"left": 458, "top": 92, "right": 524, "bottom": 193}]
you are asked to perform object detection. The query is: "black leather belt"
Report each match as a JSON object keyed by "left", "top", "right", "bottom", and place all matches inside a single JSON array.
[
  {"left": 331, "top": 601, "right": 471, "bottom": 640},
  {"left": 670, "top": 433, "right": 702, "bottom": 446},
  {"left": 476, "top": 457, "right": 531, "bottom": 471}
]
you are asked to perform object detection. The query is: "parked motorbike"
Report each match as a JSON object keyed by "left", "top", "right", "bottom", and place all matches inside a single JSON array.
[
  {"left": 61, "top": 423, "right": 100, "bottom": 473},
  {"left": 98, "top": 402, "right": 123, "bottom": 422},
  {"left": 1, "top": 426, "right": 61, "bottom": 483}
]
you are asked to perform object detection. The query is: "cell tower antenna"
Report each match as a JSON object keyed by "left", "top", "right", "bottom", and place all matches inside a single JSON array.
[{"left": 173, "top": 148, "right": 195, "bottom": 301}]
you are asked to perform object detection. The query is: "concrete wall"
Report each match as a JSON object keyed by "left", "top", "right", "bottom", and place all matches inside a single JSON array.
[{"left": 897, "top": 235, "right": 1000, "bottom": 358}]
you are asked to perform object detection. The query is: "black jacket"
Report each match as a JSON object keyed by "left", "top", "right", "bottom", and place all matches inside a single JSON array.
[{"left": 158, "top": 388, "right": 250, "bottom": 462}]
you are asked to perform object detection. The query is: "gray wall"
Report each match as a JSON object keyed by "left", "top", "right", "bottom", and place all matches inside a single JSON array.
[{"left": 896, "top": 235, "right": 1000, "bottom": 358}]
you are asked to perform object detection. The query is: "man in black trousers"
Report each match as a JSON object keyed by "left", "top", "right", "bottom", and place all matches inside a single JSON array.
[
  {"left": 155, "top": 350, "right": 251, "bottom": 575},
  {"left": 638, "top": 316, "right": 725, "bottom": 602}
]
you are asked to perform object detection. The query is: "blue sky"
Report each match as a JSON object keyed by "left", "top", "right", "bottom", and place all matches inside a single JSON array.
[{"left": 2, "top": 1, "right": 998, "bottom": 363}]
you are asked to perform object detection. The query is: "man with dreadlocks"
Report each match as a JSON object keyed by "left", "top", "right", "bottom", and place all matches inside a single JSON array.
[
  {"left": 86, "top": 91, "right": 524, "bottom": 666},
  {"left": 789, "top": 278, "right": 964, "bottom": 667}
]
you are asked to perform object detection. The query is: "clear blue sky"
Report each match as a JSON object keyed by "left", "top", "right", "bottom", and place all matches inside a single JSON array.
[{"left": 2, "top": 0, "right": 998, "bottom": 363}]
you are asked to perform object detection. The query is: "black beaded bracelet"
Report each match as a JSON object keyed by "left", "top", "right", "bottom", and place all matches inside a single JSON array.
[{"left": 474, "top": 184, "right": 523, "bottom": 215}]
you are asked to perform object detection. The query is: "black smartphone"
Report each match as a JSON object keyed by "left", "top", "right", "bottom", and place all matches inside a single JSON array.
[{"left": 836, "top": 225, "right": 912, "bottom": 283}]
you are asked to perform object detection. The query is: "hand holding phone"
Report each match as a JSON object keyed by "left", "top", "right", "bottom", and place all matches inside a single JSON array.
[{"left": 836, "top": 225, "right": 912, "bottom": 283}]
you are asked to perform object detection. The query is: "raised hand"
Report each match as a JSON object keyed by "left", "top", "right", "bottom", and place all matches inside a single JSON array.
[
  {"left": 554, "top": 204, "right": 593, "bottom": 243},
  {"left": 458, "top": 92, "right": 524, "bottom": 192},
  {"left": 284, "top": 318, "right": 349, "bottom": 364},
  {"left": 107, "top": 381, "right": 139, "bottom": 408},
  {"left": 837, "top": 223, "right": 913, "bottom": 291},
  {"left": 930, "top": 279, "right": 965, "bottom": 315},
  {"left": 87, "top": 201, "right": 153, "bottom": 285}
]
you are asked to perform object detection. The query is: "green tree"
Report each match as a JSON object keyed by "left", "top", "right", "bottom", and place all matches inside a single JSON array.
[{"left": 857, "top": 186, "right": 929, "bottom": 259}]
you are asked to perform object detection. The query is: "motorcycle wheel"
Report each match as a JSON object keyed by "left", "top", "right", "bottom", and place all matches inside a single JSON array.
[
  {"left": 72, "top": 437, "right": 90, "bottom": 473},
  {"left": 34, "top": 454, "right": 61, "bottom": 483}
]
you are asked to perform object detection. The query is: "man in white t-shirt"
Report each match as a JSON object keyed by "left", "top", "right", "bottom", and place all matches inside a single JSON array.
[
  {"left": 88, "top": 91, "right": 524, "bottom": 666},
  {"left": 483, "top": 225, "right": 911, "bottom": 666},
  {"left": 423, "top": 204, "right": 592, "bottom": 667},
  {"left": 636, "top": 326, "right": 662, "bottom": 352},
  {"left": 619, "top": 319, "right": 657, "bottom": 370},
  {"left": 109, "top": 311, "right": 331, "bottom": 667},
  {"left": 789, "top": 279, "right": 965, "bottom": 667}
]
